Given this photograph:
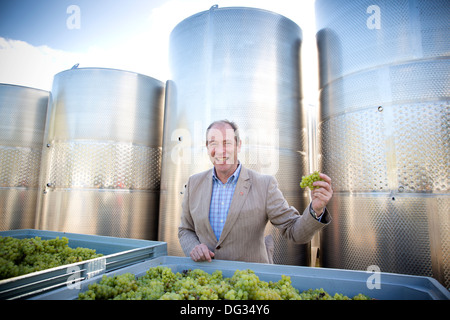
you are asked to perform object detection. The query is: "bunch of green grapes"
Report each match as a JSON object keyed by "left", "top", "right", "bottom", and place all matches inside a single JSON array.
[
  {"left": 267, "top": 274, "right": 302, "bottom": 300},
  {"left": 0, "top": 236, "right": 103, "bottom": 280},
  {"left": 226, "top": 269, "right": 262, "bottom": 300},
  {"left": 300, "top": 171, "right": 324, "bottom": 190},
  {"left": 78, "top": 266, "right": 371, "bottom": 300}
]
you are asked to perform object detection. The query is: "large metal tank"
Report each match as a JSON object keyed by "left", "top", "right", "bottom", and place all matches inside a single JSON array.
[
  {"left": 35, "top": 68, "right": 165, "bottom": 240},
  {"left": 316, "top": 0, "right": 449, "bottom": 288},
  {"left": 159, "top": 6, "right": 310, "bottom": 265},
  {"left": 0, "top": 84, "right": 49, "bottom": 230}
]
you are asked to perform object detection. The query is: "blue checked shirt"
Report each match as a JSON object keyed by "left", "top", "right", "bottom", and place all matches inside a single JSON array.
[{"left": 209, "top": 163, "right": 242, "bottom": 241}]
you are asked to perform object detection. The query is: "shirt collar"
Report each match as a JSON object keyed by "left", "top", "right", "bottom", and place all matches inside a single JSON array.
[{"left": 212, "top": 161, "right": 241, "bottom": 184}]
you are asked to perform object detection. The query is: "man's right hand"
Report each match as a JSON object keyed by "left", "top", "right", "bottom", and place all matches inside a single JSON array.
[{"left": 190, "top": 243, "right": 215, "bottom": 262}]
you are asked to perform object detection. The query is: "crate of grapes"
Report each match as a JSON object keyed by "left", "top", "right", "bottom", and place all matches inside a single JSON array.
[
  {"left": 30, "top": 256, "right": 450, "bottom": 300},
  {"left": 0, "top": 229, "right": 167, "bottom": 299}
]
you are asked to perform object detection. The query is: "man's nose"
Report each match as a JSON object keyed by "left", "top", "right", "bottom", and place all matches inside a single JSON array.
[{"left": 216, "top": 144, "right": 226, "bottom": 154}]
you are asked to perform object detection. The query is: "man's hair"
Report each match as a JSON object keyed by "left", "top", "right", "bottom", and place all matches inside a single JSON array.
[{"left": 206, "top": 120, "right": 240, "bottom": 145}]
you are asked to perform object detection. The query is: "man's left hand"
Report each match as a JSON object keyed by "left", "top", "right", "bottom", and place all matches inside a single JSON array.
[{"left": 311, "top": 173, "right": 333, "bottom": 217}]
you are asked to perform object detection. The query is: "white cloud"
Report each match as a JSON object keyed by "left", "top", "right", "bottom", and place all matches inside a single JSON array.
[{"left": 0, "top": 37, "right": 82, "bottom": 91}]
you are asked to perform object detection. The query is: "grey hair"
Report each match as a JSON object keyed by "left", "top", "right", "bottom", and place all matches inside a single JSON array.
[{"left": 206, "top": 120, "right": 240, "bottom": 145}]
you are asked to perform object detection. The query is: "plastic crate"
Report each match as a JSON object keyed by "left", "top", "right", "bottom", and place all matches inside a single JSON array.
[
  {"left": 30, "top": 256, "right": 450, "bottom": 300},
  {"left": 0, "top": 229, "right": 167, "bottom": 299}
]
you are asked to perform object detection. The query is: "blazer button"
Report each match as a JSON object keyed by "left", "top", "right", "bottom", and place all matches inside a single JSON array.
[{"left": 216, "top": 245, "right": 221, "bottom": 250}]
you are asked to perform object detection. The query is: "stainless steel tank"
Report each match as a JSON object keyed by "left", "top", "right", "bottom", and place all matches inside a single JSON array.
[
  {"left": 159, "top": 6, "right": 310, "bottom": 265},
  {"left": 0, "top": 84, "right": 49, "bottom": 230},
  {"left": 35, "top": 68, "right": 165, "bottom": 239},
  {"left": 315, "top": 0, "right": 449, "bottom": 288}
]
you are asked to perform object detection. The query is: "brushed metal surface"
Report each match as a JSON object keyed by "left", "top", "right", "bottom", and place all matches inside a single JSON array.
[
  {"left": 35, "top": 68, "right": 165, "bottom": 240},
  {"left": 159, "top": 6, "right": 310, "bottom": 265},
  {"left": 0, "top": 84, "right": 49, "bottom": 230},
  {"left": 316, "top": 0, "right": 449, "bottom": 288},
  {"left": 316, "top": 0, "right": 450, "bottom": 89}
]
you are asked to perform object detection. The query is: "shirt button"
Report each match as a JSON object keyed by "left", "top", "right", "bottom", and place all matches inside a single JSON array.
[
  {"left": 216, "top": 245, "right": 221, "bottom": 250},
  {"left": 221, "top": 202, "right": 224, "bottom": 205}
]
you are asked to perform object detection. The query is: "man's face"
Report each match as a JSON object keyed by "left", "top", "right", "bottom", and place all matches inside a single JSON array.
[{"left": 206, "top": 123, "right": 241, "bottom": 175}]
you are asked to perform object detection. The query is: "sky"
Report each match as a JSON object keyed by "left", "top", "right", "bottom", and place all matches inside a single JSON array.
[{"left": 0, "top": 0, "right": 319, "bottom": 105}]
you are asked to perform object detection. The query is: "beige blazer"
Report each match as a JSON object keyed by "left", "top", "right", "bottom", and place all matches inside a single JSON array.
[{"left": 178, "top": 166, "right": 331, "bottom": 263}]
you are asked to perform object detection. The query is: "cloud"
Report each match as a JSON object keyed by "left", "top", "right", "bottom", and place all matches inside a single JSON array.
[
  {"left": 0, "top": 34, "right": 170, "bottom": 91},
  {"left": 0, "top": 37, "right": 82, "bottom": 91}
]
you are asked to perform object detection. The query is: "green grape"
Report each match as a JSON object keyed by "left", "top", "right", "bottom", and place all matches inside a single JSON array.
[
  {"left": 300, "top": 171, "right": 323, "bottom": 190},
  {"left": 159, "top": 292, "right": 183, "bottom": 300},
  {"left": 0, "top": 236, "right": 103, "bottom": 280},
  {"left": 253, "top": 287, "right": 282, "bottom": 300},
  {"left": 352, "top": 293, "right": 372, "bottom": 300},
  {"left": 77, "top": 266, "right": 371, "bottom": 300}
]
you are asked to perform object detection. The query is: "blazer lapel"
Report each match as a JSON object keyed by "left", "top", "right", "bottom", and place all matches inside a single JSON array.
[
  {"left": 201, "top": 169, "right": 216, "bottom": 242},
  {"left": 217, "top": 166, "right": 251, "bottom": 245}
]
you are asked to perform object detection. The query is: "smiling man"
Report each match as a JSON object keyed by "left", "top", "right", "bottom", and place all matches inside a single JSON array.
[
  {"left": 178, "top": 120, "right": 333, "bottom": 263},
  {"left": 206, "top": 120, "right": 241, "bottom": 183}
]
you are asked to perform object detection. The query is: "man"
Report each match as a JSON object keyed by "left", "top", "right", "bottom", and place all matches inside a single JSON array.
[{"left": 178, "top": 120, "right": 333, "bottom": 263}]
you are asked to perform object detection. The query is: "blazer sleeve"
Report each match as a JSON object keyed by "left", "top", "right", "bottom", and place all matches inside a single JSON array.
[
  {"left": 265, "top": 175, "right": 331, "bottom": 244},
  {"left": 178, "top": 176, "right": 201, "bottom": 256}
]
